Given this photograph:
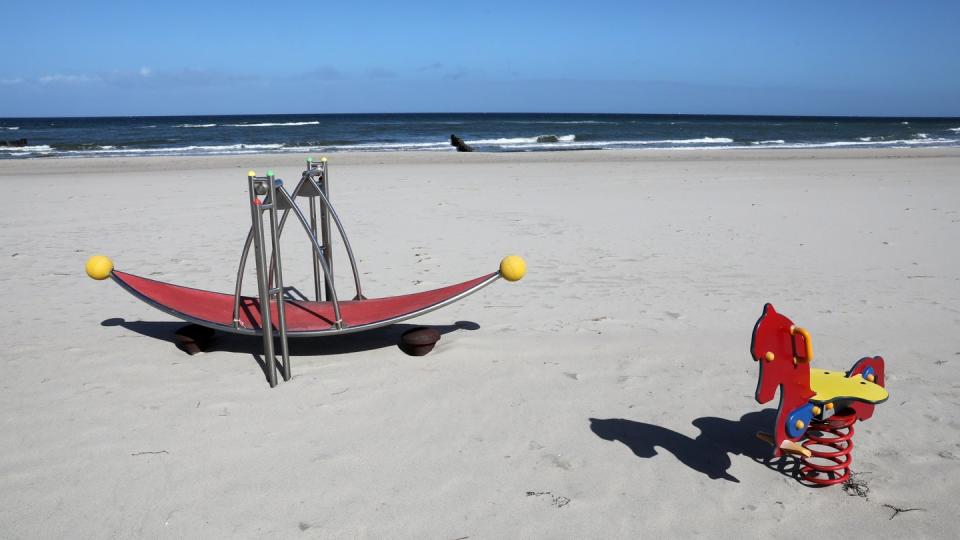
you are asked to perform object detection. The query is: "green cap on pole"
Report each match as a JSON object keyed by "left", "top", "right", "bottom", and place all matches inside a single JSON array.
[
  {"left": 306, "top": 156, "right": 313, "bottom": 162},
  {"left": 267, "top": 169, "right": 274, "bottom": 177}
]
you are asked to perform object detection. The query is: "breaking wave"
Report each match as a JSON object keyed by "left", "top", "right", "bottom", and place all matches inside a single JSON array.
[
  {"left": 225, "top": 121, "right": 321, "bottom": 127},
  {"left": 0, "top": 144, "right": 52, "bottom": 152},
  {"left": 467, "top": 134, "right": 577, "bottom": 144}
]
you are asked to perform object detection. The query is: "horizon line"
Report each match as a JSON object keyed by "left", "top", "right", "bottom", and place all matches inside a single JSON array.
[{"left": 3, "top": 111, "right": 960, "bottom": 121}]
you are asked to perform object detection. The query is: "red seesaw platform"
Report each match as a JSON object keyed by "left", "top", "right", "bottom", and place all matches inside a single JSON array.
[{"left": 112, "top": 270, "right": 498, "bottom": 337}]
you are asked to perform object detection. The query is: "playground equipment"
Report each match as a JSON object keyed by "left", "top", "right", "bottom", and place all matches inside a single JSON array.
[
  {"left": 750, "top": 304, "right": 887, "bottom": 486},
  {"left": 87, "top": 158, "right": 525, "bottom": 387}
]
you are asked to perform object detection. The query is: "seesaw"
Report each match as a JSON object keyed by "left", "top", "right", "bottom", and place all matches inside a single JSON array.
[
  {"left": 750, "top": 304, "right": 887, "bottom": 486},
  {"left": 86, "top": 157, "right": 526, "bottom": 387}
]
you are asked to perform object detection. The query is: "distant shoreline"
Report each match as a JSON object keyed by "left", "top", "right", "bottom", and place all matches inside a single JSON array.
[{"left": 4, "top": 147, "right": 960, "bottom": 175}]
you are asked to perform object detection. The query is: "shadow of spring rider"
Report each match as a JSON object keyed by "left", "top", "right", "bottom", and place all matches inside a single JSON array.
[
  {"left": 85, "top": 158, "right": 526, "bottom": 387},
  {"left": 750, "top": 304, "right": 888, "bottom": 486}
]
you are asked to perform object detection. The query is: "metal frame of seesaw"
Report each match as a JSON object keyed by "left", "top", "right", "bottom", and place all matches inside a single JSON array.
[
  {"left": 236, "top": 157, "right": 363, "bottom": 386},
  {"left": 95, "top": 157, "right": 511, "bottom": 388},
  {"left": 226, "top": 158, "right": 503, "bottom": 387}
]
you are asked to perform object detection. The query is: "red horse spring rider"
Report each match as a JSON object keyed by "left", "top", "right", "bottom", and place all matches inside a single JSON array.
[{"left": 750, "top": 304, "right": 888, "bottom": 486}]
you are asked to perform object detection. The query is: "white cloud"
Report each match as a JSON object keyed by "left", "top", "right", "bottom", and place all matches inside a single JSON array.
[
  {"left": 38, "top": 73, "right": 99, "bottom": 84},
  {"left": 14, "top": 67, "right": 258, "bottom": 89}
]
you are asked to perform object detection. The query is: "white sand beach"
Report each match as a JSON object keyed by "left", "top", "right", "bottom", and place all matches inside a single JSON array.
[{"left": 1, "top": 148, "right": 959, "bottom": 538}]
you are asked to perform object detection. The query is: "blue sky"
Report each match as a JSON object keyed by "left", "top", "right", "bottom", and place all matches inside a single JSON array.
[{"left": 2, "top": 1, "right": 958, "bottom": 117}]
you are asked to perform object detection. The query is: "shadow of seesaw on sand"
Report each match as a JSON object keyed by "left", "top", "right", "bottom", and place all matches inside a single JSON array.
[
  {"left": 590, "top": 409, "right": 802, "bottom": 483},
  {"left": 101, "top": 317, "right": 479, "bottom": 357}
]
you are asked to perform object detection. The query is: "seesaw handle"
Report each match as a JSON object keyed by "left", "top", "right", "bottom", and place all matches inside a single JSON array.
[{"left": 790, "top": 325, "right": 814, "bottom": 362}]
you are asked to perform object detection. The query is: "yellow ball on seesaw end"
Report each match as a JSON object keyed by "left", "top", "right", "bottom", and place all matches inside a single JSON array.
[
  {"left": 499, "top": 255, "right": 526, "bottom": 282},
  {"left": 85, "top": 255, "right": 114, "bottom": 280}
]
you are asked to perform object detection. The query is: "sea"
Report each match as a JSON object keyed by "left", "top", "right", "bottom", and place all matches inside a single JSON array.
[{"left": 1, "top": 113, "right": 959, "bottom": 159}]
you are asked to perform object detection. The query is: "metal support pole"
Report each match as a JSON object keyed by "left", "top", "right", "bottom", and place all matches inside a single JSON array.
[
  {"left": 232, "top": 229, "right": 253, "bottom": 328},
  {"left": 277, "top": 188, "right": 344, "bottom": 328},
  {"left": 309, "top": 194, "right": 323, "bottom": 301},
  {"left": 266, "top": 172, "right": 291, "bottom": 382},
  {"left": 304, "top": 178, "right": 364, "bottom": 300},
  {"left": 320, "top": 158, "right": 334, "bottom": 301},
  {"left": 248, "top": 172, "right": 278, "bottom": 388}
]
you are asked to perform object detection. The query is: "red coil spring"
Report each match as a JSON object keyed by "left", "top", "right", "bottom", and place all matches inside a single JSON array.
[{"left": 799, "top": 410, "right": 857, "bottom": 486}]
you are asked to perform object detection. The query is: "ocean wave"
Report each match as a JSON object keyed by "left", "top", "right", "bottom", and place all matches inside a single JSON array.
[
  {"left": 5, "top": 131, "right": 959, "bottom": 159},
  {"left": 915, "top": 133, "right": 929, "bottom": 139},
  {"left": 355, "top": 120, "right": 468, "bottom": 126},
  {"left": 677, "top": 137, "right": 734, "bottom": 144},
  {"left": 491, "top": 136, "right": 960, "bottom": 152},
  {"left": 467, "top": 134, "right": 577, "bottom": 144},
  {"left": 499, "top": 138, "right": 730, "bottom": 150},
  {"left": 302, "top": 141, "right": 451, "bottom": 151},
  {"left": 602, "top": 137, "right": 734, "bottom": 145},
  {"left": 175, "top": 123, "right": 217, "bottom": 128},
  {"left": 225, "top": 121, "right": 321, "bottom": 127},
  {"left": 2, "top": 126, "right": 19, "bottom": 130},
  {"left": 502, "top": 120, "right": 618, "bottom": 125},
  {"left": 0, "top": 144, "right": 52, "bottom": 152},
  {"left": 68, "top": 143, "right": 286, "bottom": 154},
  {"left": 694, "top": 138, "right": 959, "bottom": 150},
  {"left": 950, "top": 127, "right": 960, "bottom": 132}
]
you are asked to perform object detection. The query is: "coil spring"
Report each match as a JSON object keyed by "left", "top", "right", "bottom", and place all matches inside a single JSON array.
[{"left": 800, "top": 410, "right": 857, "bottom": 486}]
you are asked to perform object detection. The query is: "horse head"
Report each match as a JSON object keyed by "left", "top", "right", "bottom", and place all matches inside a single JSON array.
[{"left": 750, "top": 303, "right": 814, "bottom": 405}]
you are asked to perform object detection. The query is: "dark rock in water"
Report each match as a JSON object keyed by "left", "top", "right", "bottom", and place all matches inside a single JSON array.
[
  {"left": 0, "top": 138, "right": 27, "bottom": 147},
  {"left": 536, "top": 135, "right": 559, "bottom": 143},
  {"left": 400, "top": 326, "right": 441, "bottom": 356},
  {"left": 450, "top": 134, "right": 474, "bottom": 152}
]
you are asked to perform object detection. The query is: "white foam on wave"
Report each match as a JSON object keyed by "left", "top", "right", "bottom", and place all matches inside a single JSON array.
[
  {"left": 467, "top": 134, "right": 577, "bottom": 144},
  {"left": 677, "top": 137, "right": 734, "bottom": 144},
  {"left": 175, "top": 123, "right": 217, "bottom": 128},
  {"left": 225, "top": 121, "right": 321, "bottom": 127},
  {"left": 302, "top": 141, "right": 451, "bottom": 151},
  {"left": 751, "top": 140, "right": 785, "bottom": 145},
  {"left": 468, "top": 136, "right": 539, "bottom": 144},
  {"left": 57, "top": 143, "right": 286, "bottom": 155},
  {"left": 915, "top": 133, "right": 928, "bottom": 139},
  {"left": 700, "top": 137, "right": 959, "bottom": 150},
  {"left": 503, "top": 120, "right": 617, "bottom": 125},
  {"left": 495, "top": 135, "right": 960, "bottom": 152},
  {"left": 859, "top": 137, "right": 873, "bottom": 142},
  {"left": 502, "top": 137, "right": 731, "bottom": 150},
  {"left": 3, "top": 126, "right": 19, "bottom": 130},
  {"left": 602, "top": 137, "right": 734, "bottom": 145},
  {"left": 0, "top": 144, "right": 51, "bottom": 152},
  {"left": 950, "top": 127, "right": 960, "bottom": 132}
]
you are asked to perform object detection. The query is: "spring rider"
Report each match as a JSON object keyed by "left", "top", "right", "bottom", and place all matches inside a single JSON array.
[{"left": 750, "top": 304, "right": 888, "bottom": 485}]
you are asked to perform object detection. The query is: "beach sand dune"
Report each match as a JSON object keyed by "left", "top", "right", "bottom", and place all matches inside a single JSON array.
[{"left": 1, "top": 149, "right": 958, "bottom": 537}]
